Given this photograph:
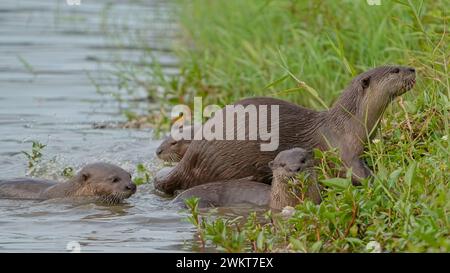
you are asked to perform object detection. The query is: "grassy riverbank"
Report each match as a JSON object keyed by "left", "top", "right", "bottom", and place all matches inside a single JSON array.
[
  {"left": 169, "top": 0, "right": 449, "bottom": 253},
  {"left": 109, "top": 0, "right": 449, "bottom": 252}
]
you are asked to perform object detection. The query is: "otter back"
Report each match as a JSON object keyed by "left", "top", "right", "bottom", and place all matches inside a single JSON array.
[
  {"left": 156, "top": 97, "right": 325, "bottom": 194},
  {"left": 172, "top": 180, "right": 271, "bottom": 208},
  {"left": 0, "top": 178, "right": 56, "bottom": 199}
]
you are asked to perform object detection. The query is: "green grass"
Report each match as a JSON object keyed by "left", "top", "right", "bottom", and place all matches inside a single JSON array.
[
  {"left": 173, "top": 0, "right": 448, "bottom": 108},
  {"left": 186, "top": 148, "right": 449, "bottom": 252},
  {"left": 107, "top": 0, "right": 449, "bottom": 252},
  {"left": 21, "top": 141, "right": 46, "bottom": 175}
]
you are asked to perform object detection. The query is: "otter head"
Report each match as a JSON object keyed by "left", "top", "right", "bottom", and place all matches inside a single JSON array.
[
  {"left": 356, "top": 65, "right": 416, "bottom": 99},
  {"left": 333, "top": 65, "right": 416, "bottom": 131},
  {"left": 75, "top": 163, "right": 136, "bottom": 204},
  {"left": 155, "top": 135, "right": 191, "bottom": 162},
  {"left": 156, "top": 124, "right": 200, "bottom": 162},
  {"left": 268, "top": 148, "right": 314, "bottom": 180}
]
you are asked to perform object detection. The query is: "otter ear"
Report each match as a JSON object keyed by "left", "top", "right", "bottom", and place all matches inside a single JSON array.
[
  {"left": 81, "top": 172, "right": 90, "bottom": 183},
  {"left": 361, "top": 76, "right": 371, "bottom": 89},
  {"left": 268, "top": 161, "right": 274, "bottom": 170}
]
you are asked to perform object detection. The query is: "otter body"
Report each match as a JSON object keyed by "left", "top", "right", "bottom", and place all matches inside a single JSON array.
[
  {"left": 156, "top": 66, "right": 416, "bottom": 194},
  {"left": 172, "top": 148, "right": 321, "bottom": 209},
  {"left": 0, "top": 163, "right": 136, "bottom": 204},
  {"left": 0, "top": 179, "right": 55, "bottom": 199},
  {"left": 172, "top": 180, "right": 270, "bottom": 208}
]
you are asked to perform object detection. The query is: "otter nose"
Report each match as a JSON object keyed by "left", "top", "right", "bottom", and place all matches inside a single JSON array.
[
  {"left": 291, "top": 166, "right": 302, "bottom": 173},
  {"left": 405, "top": 67, "right": 415, "bottom": 74},
  {"left": 156, "top": 148, "right": 162, "bottom": 155},
  {"left": 126, "top": 183, "right": 137, "bottom": 192}
]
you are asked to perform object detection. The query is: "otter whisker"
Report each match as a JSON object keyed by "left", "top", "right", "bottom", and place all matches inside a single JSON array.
[
  {"left": 169, "top": 154, "right": 177, "bottom": 162},
  {"left": 175, "top": 154, "right": 181, "bottom": 161},
  {"left": 100, "top": 192, "right": 127, "bottom": 205}
]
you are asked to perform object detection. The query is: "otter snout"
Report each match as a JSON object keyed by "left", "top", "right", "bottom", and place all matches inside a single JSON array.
[
  {"left": 125, "top": 183, "right": 137, "bottom": 193},
  {"left": 402, "top": 66, "right": 416, "bottom": 92},
  {"left": 289, "top": 165, "right": 303, "bottom": 173},
  {"left": 402, "top": 66, "right": 416, "bottom": 77},
  {"left": 156, "top": 147, "right": 163, "bottom": 156}
]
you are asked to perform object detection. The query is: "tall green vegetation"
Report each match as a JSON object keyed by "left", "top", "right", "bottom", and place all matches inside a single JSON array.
[
  {"left": 185, "top": 148, "right": 449, "bottom": 252},
  {"left": 22, "top": 141, "right": 46, "bottom": 175}
]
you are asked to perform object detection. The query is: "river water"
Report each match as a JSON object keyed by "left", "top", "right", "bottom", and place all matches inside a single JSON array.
[{"left": 0, "top": 0, "right": 197, "bottom": 252}]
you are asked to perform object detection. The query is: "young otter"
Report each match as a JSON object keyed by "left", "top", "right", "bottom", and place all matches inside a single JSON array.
[
  {"left": 0, "top": 163, "right": 136, "bottom": 204},
  {"left": 172, "top": 148, "right": 321, "bottom": 209},
  {"left": 155, "top": 66, "right": 416, "bottom": 194},
  {"left": 155, "top": 135, "right": 191, "bottom": 162},
  {"left": 155, "top": 125, "right": 199, "bottom": 162},
  {"left": 268, "top": 148, "right": 322, "bottom": 208}
]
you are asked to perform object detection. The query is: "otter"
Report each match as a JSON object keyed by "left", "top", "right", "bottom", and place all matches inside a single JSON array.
[
  {"left": 172, "top": 148, "right": 321, "bottom": 209},
  {"left": 0, "top": 163, "right": 136, "bottom": 204},
  {"left": 155, "top": 66, "right": 416, "bottom": 194},
  {"left": 155, "top": 135, "right": 190, "bottom": 162},
  {"left": 155, "top": 125, "right": 199, "bottom": 162}
]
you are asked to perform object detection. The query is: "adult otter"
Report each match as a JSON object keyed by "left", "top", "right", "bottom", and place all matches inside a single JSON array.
[
  {"left": 155, "top": 66, "right": 416, "bottom": 194},
  {"left": 172, "top": 148, "right": 321, "bottom": 209},
  {"left": 0, "top": 163, "right": 136, "bottom": 204}
]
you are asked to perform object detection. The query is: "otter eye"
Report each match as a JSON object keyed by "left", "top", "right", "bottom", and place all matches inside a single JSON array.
[
  {"left": 391, "top": 68, "right": 400, "bottom": 74},
  {"left": 361, "top": 77, "right": 371, "bottom": 89},
  {"left": 170, "top": 141, "right": 177, "bottom": 146},
  {"left": 280, "top": 163, "right": 286, "bottom": 167},
  {"left": 112, "top": 177, "right": 121, "bottom": 183},
  {"left": 300, "top": 159, "right": 306, "bottom": 164}
]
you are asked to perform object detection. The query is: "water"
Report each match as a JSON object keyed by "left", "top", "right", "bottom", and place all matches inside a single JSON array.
[{"left": 0, "top": 0, "right": 196, "bottom": 252}]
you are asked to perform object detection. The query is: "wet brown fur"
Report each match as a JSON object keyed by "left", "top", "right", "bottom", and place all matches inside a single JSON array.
[
  {"left": 172, "top": 148, "right": 321, "bottom": 209},
  {"left": 0, "top": 163, "right": 136, "bottom": 204}
]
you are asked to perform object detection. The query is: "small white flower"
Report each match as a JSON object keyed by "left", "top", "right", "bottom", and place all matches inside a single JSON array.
[
  {"left": 281, "top": 206, "right": 295, "bottom": 218},
  {"left": 442, "top": 135, "right": 448, "bottom": 141},
  {"left": 366, "top": 241, "right": 382, "bottom": 253},
  {"left": 372, "top": 138, "right": 380, "bottom": 144}
]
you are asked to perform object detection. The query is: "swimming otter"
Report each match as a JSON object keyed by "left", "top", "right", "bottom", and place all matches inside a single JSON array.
[
  {"left": 155, "top": 66, "right": 416, "bottom": 194},
  {"left": 172, "top": 148, "right": 321, "bottom": 209},
  {"left": 0, "top": 163, "right": 136, "bottom": 204}
]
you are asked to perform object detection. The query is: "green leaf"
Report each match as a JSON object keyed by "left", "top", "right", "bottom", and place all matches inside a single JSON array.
[
  {"left": 320, "top": 177, "right": 351, "bottom": 189},
  {"left": 405, "top": 162, "right": 416, "bottom": 185},
  {"left": 310, "top": 241, "right": 323, "bottom": 252},
  {"left": 289, "top": 238, "right": 304, "bottom": 252},
  {"left": 345, "top": 237, "right": 363, "bottom": 245},
  {"left": 405, "top": 162, "right": 416, "bottom": 201},
  {"left": 136, "top": 163, "right": 146, "bottom": 173},
  {"left": 256, "top": 231, "right": 265, "bottom": 251},
  {"left": 388, "top": 168, "right": 402, "bottom": 187},
  {"left": 264, "top": 74, "right": 289, "bottom": 89},
  {"left": 133, "top": 177, "right": 144, "bottom": 185}
]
